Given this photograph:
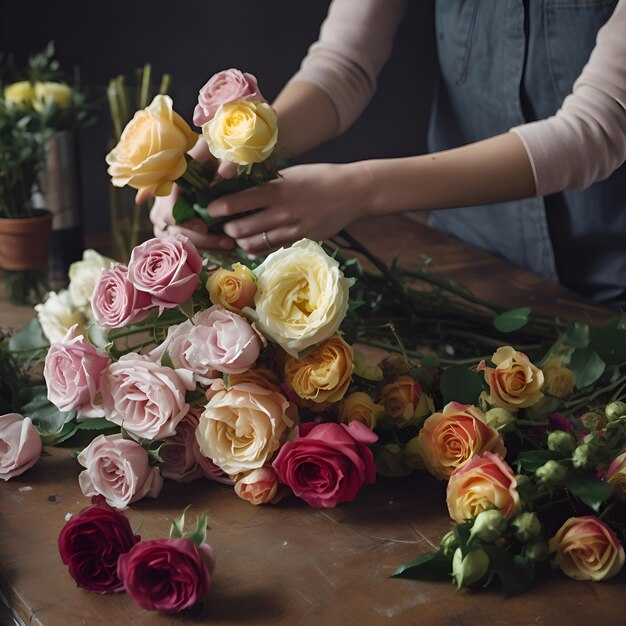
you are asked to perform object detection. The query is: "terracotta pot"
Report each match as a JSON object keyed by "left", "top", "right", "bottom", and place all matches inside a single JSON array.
[{"left": 0, "top": 210, "right": 53, "bottom": 271}]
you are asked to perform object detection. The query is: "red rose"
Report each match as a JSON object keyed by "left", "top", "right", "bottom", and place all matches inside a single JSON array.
[
  {"left": 58, "top": 497, "right": 140, "bottom": 593},
  {"left": 272, "top": 421, "right": 378, "bottom": 508},
  {"left": 118, "top": 538, "right": 215, "bottom": 612}
]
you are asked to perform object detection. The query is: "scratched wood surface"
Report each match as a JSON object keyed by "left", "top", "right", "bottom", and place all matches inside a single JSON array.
[{"left": 0, "top": 215, "right": 620, "bottom": 625}]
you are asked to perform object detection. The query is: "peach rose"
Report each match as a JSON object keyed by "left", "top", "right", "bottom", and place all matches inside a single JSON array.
[
  {"left": 284, "top": 335, "right": 353, "bottom": 404},
  {"left": 381, "top": 376, "right": 431, "bottom": 427},
  {"left": 234, "top": 467, "right": 280, "bottom": 505},
  {"left": 418, "top": 402, "right": 506, "bottom": 480},
  {"left": 549, "top": 516, "right": 625, "bottom": 581},
  {"left": 207, "top": 263, "right": 257, "bottom": 311},
  {"left": 338, "top": 391, "right": 384, "bottom": 430},
  {"left": 541, "top": 357, "right": 575, "bottom": 399},
  {"left": 227, "top": 367, "right": 279, "bottom": 391},
  {"left": 446, "top": 452, "right": 521, "bottom": 523},
  {"left": 477, "top": 346, "right": 544, "bottom": 411},
  {"left": 606, "top": 451, "right": 626, "bottom": 501}
]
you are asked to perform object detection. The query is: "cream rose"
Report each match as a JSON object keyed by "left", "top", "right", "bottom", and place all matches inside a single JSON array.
[
  {"left": 541, "top": 356, "right": 575, "bottom": 399},
  {"left": 35, "top": 290, "right": 87, "bottom": 344},
  {"left": 207, "top": 262, "right": 257, "bottom": 311},
  {"left": 245, "top": 239, "right": 351, "bottom": 357},
  {"left": 203, "top": 99, "right": 277, "bottom": 165},
  {"left": 33, "top": 82, "right": 72, "bottom": 111},
  {"left": 338, "top": 391, "right": 385, "bottom": 431},
  {"left": 446, "top": 452, "right": 521, "bottom": 523},
  {"left": 196, "top": 381, "right": 296, "bottom": 475},
  {"left": 418, "top": 402, "right": 506, "bottom": 480},
  {"left": 4, "top": 81, "right": 34, "bottom": 107},
  {"left": 549, "top": 516, "right": 625, "bottom": 581},
  {"left": 68, "top": 249, "right": 116, "bottom": 310},
  {"left": 477, "top": 346, "right": 544, "bottom": 411},
  {"left": 106, "top": 94, "right": 198, "bottom": 197}
]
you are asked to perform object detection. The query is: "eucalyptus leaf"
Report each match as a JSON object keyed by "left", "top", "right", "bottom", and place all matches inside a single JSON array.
[
  {"left": 441, "top": 366, "right": 483, "bottom": 405},
  {"left": 566, "top": 474, "right": 613, "bottom": 512},
  {"left": 493, "top": 307, "right": 532, "bottom": 333},
  {"left": 564, "top": 322, "right": 590, "bottom": 349},
  {"left": 569, "top": 348, "right": 606, "bottom": 390}
]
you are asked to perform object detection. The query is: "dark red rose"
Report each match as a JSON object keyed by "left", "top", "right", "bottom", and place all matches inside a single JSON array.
[
  {"left": 117, "top": 538, "right": 215, "bottom": 612},
  {"left": 58, "top": 496, "right": 140, "bottom": 593},
  {"left": 272, "top": 421, "right": 378, "bottom": 508}
]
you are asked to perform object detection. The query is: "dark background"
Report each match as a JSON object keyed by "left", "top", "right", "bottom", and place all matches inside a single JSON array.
[{"left": 0, "top": 0, "right": 437, "bottom": 238}]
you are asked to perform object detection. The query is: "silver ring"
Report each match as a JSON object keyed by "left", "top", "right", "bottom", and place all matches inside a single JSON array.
[{"left": 262, "top": 231, "right": 271, "bottom": 250}]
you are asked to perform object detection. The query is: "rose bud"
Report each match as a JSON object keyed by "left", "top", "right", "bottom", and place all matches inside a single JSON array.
[
  {"left": 582, "top": 410, "right": 607, "bottom": 431},
  {"left": 572, "top": 442, "right": 594, "bottom": 470},
  {"left": 440, "top": 530, "right": 458, "bottom": 557},
  {"left": 523, "top": 540, "right": 549, "bottom": 563},
  {"left": 0, "top": 413, "right": 42, "bottom": 480},
  {"left": 374, "top": 443, "right": 413, "bottom": 478},
  {"left": 469, "top": 509, "right": 507, "bottom": 544},
  {"left": 207, "top": 263, "right": 257, "bottom": 311},
  {"left": 234, "top": 467, "right": 280, "bottom": 505},
  {"left": 452, "top": 548, "right": 490, "bottom": 588},
  {"left": 510, "top": 512, "right": 543, "bottom": 544},
  {"left": 484, "top": 407, "right": 515, "bottom": 433},
  {"left": 541, "top": 357, "right": 575, "bottom": 399},
  {"left": 606, "top": 401, "right": 626, "bottom": 422},
  {"left": 535, "top": 460, "right": 568, "bottom": 487},
  {"left": 547, "top": 430, "right": 577, "bottom": 454}
]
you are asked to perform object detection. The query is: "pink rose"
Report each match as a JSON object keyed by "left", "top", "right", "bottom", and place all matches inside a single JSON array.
[
  {"left": 272, "top": 421, "right": 378, "bottom": 508},
  {"left": 127, "top": 234, "right": 202, "bottom": 310},
  {"left": 193, "top": 68, "right": 265, "bottom": 126},
  {"left": 101, "top": 353, "right": 195, "bottom": 440},
  {"left": 78, "top": 434, "right": 163, "bottom": 509},
  {"left": 92, "top": 265, "right": 151, "bottom": 329},
  {"left": 160, "top": 410, "right": 205, "bottom": 483},
  {"left": 234, "top": 467, "right": 281, "bottom": 505},
  {"left": 0, "top": 413, "right": 42, "bottom": 480},
  {"left": 118, "top": 538, "right": 215, "bottom": 612},
  {"left": 44, "top": 324, "right": 111, "bottom": 417},
  {"left": 189, "top": 306, "right": 261, "bottom": 375}
]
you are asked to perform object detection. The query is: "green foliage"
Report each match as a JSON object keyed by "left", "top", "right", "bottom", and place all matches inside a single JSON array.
[
  {"left": 493, "top": 307, "right": 532, "bottom": 333},
  {"left": 391, "top": 552, "right": 452, "bottom": 582},
  {"left": 565, "top": 474, "right": 613, "bottom": 512},
  {"left": 569, "top": 347, "right": 606, "bottom": 389},
  {"left": 440, "top": 365, "right": 483, "bottom": 405}
]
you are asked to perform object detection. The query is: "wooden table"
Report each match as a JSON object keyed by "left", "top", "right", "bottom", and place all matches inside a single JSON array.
[{"left": 0, "top": 215, "right": 620, "bottom": 625}]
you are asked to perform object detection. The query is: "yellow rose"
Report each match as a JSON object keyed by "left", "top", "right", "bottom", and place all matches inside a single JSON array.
[
  {"left": 418, "top": 402, "right": 506, "bottom": 480},
  {"left": 203, "top": 99, "right": 277, "bottom": 165},
  {"left": 477, "top": 346, "right": 544, "bottom": 411},
  {"left": 4, "top": 81, "right": 34, "bottom": 107},
  {"left": 207, "top": 262, "right": 257, "bottom": 311},
  {"left": 285, "top": 335, "right": 353, "bottom": 404},
  {"left": 33, "top": 81, "right": 72, "bottom": 110},
  {"left": 106, "top": 94, "right": 198, "bottom": 197},
  {"left": 381, "top": 376, "right": 431, "bottom": 428},
  {"left": 541, "top": 356, "right": 575, "bottom": 399},
  {"left": 246, "top": 239, "right": 351, "bottom": 357},
  {"left": 446, "top": 452, "right": 521, "bottom": 523},
  {"left": 352, "top": 344, "right": 390, "bottom": 381},
  {"left": 549, "top": 516, "right": 625, "bottom": 581},
  {"left": 196, "top": 381, "right": 295, "bottom": 475},
  {"left": 338, "top": 391, "right": 384, "bottom": 430}
]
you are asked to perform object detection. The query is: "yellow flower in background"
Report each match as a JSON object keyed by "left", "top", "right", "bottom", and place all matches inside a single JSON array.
[
  {"left": 338, "top": 391, "right": 384, "bottom": 431},
  {"left": 106, "top": 94, "right": 198, "bottom": 197},
  {"left": 541, "top": 356, "right": 575, "bottom": 399},
  {"left": 33, "top": 82, "right": 72, "bottom": 111},
  {"left": 203, "top": 99, "right": 277, "bottom": 165},
  {"left": 3, "top": 81, "right": 34, "bottom": 107},
  {"left": 207, "top": 262, "right": 257, "bottom": 311},
  {"left": 285, "top": 335, "right": 353, "bottom": 404}
]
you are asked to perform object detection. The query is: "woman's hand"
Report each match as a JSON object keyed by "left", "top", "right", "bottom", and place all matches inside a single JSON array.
[{"left": 206, "top": 162, "right": 371, "bottom": 253}]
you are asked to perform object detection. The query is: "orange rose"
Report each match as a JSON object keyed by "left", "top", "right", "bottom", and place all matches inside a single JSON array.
[
  {"left": 446, "top": 452, "right": 521, "bottom": 523},
  {"left": 284, "top": 335, "right": 353, "bottom": 404},
  {"left": 381, "top": 376, "right": 431, "bottom": 427},
  {"left": 418, "top": 402, "right": 506, "bottom": 480},
  {"left": 477, "top": 346, "right": 544, "bottom": 411},
  {"left": 338, "top": 391, "right": 384, "bottom": 430},
  {"left": 207, "top": 263, "right": 257, "bottom": 311},
  {"left": 541, "top": 357, "right": 575, "bottom": 399},
  {"left": 606, "top": 451, "right": 626, "bottom": 502},
  {"left": 549, "top": 516, "right": 625, "bottom": 581},
  {"left": 234, "top": 467, "right": 281, "bottom": 505}
]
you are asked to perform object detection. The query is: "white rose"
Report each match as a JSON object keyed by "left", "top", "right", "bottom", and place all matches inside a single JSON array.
[
  {"left": 245, "top": 239, "right": 351, "bottom": 357},
  {"left": 35, "top": 290, "right": 87, "bottom": 344},
  {"left": 68, "top": 249, "right": 116, "bottom": 310}
]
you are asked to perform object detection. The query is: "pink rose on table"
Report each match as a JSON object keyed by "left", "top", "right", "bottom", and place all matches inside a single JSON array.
[
  {"left": 234, "top": 467, "right": 281, "bottom": 505},
  {"left": 118, "top": 538, "right": 215, "bottom": 612},
  {"left": 92, "top": 265, "right": 151, "bottom": 329},
  {"left": 272, "top": 421, "right": 378, "bottom": 508},
  {"left": 44, "top": 324, "right": 111, "bottom": 417},
  {"left": 58, "top": 496, "right": 140, "bottom": 593},
  {"left": 0, "top": 413, "right": 42, "bottom": 480},
  {"left": 101, "top": 353, "right": 195, "bottom": 440},
  {"left": 446, "top": 452, "right": 521, "bottom": 523},
  {"left": 193, "top": 68, "right": 265, "bottom": 126},
  {"left": 78, "top": 434, "right": 163, "bottom": 509},
  {"left": 549, "top": 516, "right": 625, "bottom": 581},
  {"left": 189, "top": 306, "right": 261, "bottom": 375},
  {"left": 127, "top": 235, "right": 202, "bottom": 310}
]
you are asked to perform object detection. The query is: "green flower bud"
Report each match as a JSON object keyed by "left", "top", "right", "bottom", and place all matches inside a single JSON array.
[
  {"left": 606, "top": 401, "right": 626, "bottom": 422},
  {"left": 581, "top": 410, "right": 607, "bottom": 431},
  {"left": 547, "top": 430, "right": 577, "bottom": 454},
  {"left": 535, "top": 460, "right": 567, "bottom": 487},
  {"left": 485, "top": 408, "right": 516, "bottom": 433},
  {"left": 523, "top": 540, "right": 549, "bottom": 563},
  {"left": 440, "top": 530, "right": 458, "bottom": 557},
  {"left": 469, "top": 509, "right": 507, "bottom": 544},
  {"left": 515, "top": 474, "right": 531, "bottom": 490},
  {"left": 452, "top": 548, "right": 490, "bottom": 589},
  {"left": 510, "top": 512, "right": 542, "bottom": 543},
  {"left": 478, "top": 391, "right": 492, "bottom": 413},
  {"left": 404, "top": 436, "right": 425, "bottom": 470},
  {"left": 572, "top": 443, "right": 593, "bottom": 470},
  {"left": 374, "top": 444, "right": 412, "bottom": 477}
]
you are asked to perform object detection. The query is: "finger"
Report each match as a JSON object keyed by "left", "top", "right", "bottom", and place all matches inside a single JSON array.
[
  {"left": 207, "top": 182, "right": 278, "bottom": 218},
  {"left": 216, "top": 160, "right": 238, "bottom": 180},
  {"left": 167, "top": 224, "right": 236, "bottom": 250},
  {"left": 135, "top": 187, "right": 154, "bottom": 205},
  {"left": 236, "top": 225, "right": 302, "bottom": 254},
  {"left": 222, "top": 206, "right": 293, "bottom": 239}
]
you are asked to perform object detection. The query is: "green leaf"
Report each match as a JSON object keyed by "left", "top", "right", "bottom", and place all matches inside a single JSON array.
[
  {"left": 161, "top": 348, "right": 175, "bottom": 370},
  {"left": 17, "top": 385, "right": 77, "bottom": 444},
  {"left": 590, "top": 316, "right": 626, "bottom": 366},
  {"left": 515, "top": 449, "right": 565, "bottom": 472},
  {"left": 566, "top": 474, "right": 613, "bottom": 512},
  {"left": 569, "top": 348, "right": 606, "bottom": 389},
  {"left": 564, "top": 322, "right": 590, "bottom": 349},
  {"left": 485, "top": 548, "right": 535, "bottom": 597},
  {"left": 421, "top": 353, "right": 440, "bottom": 368},
  {"left": 391, "top": 551, "right": 452, "bottom": 582},
  {"left": 8, "top": 317, "right": 49, "bottom": 364},
  {"left": 76, "top": 417, "right": 117, "bottom": 431},
  {"left": 493, "top": 307, "right": 532, "bottom": 333},
  {"left": 178, "top": 298, "right": 194, "bottom": 321},
  {"left": 170, "top": 508, "right": 187, "bottom": 539},
  {"left": 441, "top": 366, "right": 483, "bottom": 405},
  {"left": 172, "top": 197, "right": 195, "bottom": 224},
  {"left": 185, "top": 512, "right": 209, "bottom": 547}
]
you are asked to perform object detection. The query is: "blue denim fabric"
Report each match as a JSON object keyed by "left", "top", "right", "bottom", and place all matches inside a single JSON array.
[{"left": 428, "top": 0, "right": 625, "bottom": 307}]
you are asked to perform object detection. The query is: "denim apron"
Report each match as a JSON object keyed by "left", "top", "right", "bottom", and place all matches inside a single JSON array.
[{"left": 428, "top": 0, "right": 625, "bottom": 307}]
